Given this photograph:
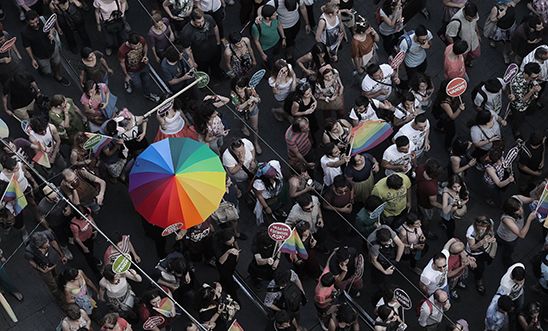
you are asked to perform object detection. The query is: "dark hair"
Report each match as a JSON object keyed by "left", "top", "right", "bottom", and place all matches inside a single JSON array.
[
  {"left": 80, "top": 47, "right": 94, "bottom": 59},
  {"left": 529, "top": 130, "right": 544, "bottom": 146},
  {"left": 366, "top": 63, "right": 381, "bottom": 76},
  {"left": 25, "top": 10, "right": 39, "bottom": 21},
  {"left": 274, "top": 310, "right": 291, "bottom": 325},
  {"left": 30, "top": 116, "right": 49, "bottom": 133},
  {"left": 102, "top": 265, "right": 117, "bottom": 282},
  {"left": 228, "top": 31, "right": 242, "bottom": 44},
  {"left": 415, "top": 24, "right": 427, "bottom": 37},
  {"left": 320, "top": 272, "right": 335, "bottom": 287},
  {"left": 128, "top": 32, "right": 141, "bottom": 45},
  {"left": 511, "top": 266, "right": 526, "bottom": 281},
  {"left": 409, "top": 73, "right": 432, "bottom": 92},
  {"left": 364, "top": 195, "right": 383, "bottom": 212},
  {"left": 377, "top": 304, "right": 394, "bottom": 321},
  {"left": 424, "top": 158, "right": 441, "bottom": 179},
  {"left": 216, "top": 228, "right": 235, "bottom": 244},
  {"left": 296, "top": 193, "right": 313, "bottom": 208},
  {"left": 453, "top": 40, "right": 468, "bottom": 55},
  {"left": 451, "top": 137, "right": 469, "bottom": 157},
  {"left": 335, "top": 246, "right": 351, "bottom": 263},
  {"left": 323, "top": 142, "right": 337, "bottom": 156},
  {"left": 395, "top": 135, "right": 409, "bottom": 148},
  {"left": 485, "top": 78, "right": 503, "bottom": 93},
  {"left": 497, "top": 295, "right": 513, "bottom": 313},
  {"left": 333, "top": 175, "right": 349, "bottom": 189},
  {"left": 524, "top": 62, "right": 541, "bottom": 76},
  {"left": 83, "top": 80, "right": 98, "bottom": 95},
  {"left": 142, "top": 289, "right": 162, "bottom": 310},
  {"left": 59, "top": 267, "right": 80, "bottom": 289},
  {"left": 190, "top": 8, "right": 204, "bottom": 21},
  {"left": 447, "top": 174, "right": 464, "bottom": 190},
  {"left": 337, "top": 303, "right": 357, "bottom": 323},
  {"left": 463, "top": 2, "right": 478, "bottom": 17},
  {"left": 433, "top": 252, "right": 447, "bottom": 262},
  {"left": 386, "top": 174, "right": 403, "bottom": 190},
  {"left": 527, "top": 15, "right": 542, "bottom": 29},
  {"left": 534, "top": 46, "right": 548, "bottom": 60},
  {"left": 405, "top": 213, "right": 420, "bottom": 225},
  {"left": 291, "top": 117, "right": 308, "bottom": 133},
  {"left": 354, "top": 96, "right": 370, "bottom": 108},
  {"left": 310, "top": 42, "right": 330, "bottom": 70},
  {"left": 274, "top": 269, "right": 292, "bottom": 287},
  {"left": 376, "top": 228, "right": 392, "bottom": 243},
  {"left": 503, "top": 196, "right": 522, "bottom": 216},
  {"left": 65, "top": 304, "right": 82, "bottom": 320},
  {"left": 414, "top": 112, "right": 427, "bottom": 124},
  {"left": 401, "top": 90, "right": 415, "bottom": 103},
  {"left": 1, "top": 156, "right": 17, "bottom": 171},
  {"left": 164, "top": 46, "right": 181, "bottom": 63},
  {"left": 475, "top": 110, "right": 493, "bottom": 126},
  {"left": 261, "top": 4, "right": 276, "bottom": 18}
]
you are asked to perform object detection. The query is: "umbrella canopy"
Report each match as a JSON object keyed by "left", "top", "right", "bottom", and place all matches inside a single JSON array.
[{"left": 129, "top": 138, "right": 226, "bottom": 229}]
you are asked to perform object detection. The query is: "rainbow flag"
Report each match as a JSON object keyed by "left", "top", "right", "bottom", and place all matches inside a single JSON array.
[
  {"left": 535, "top": 182, "right": 548, "bottom": 228},
  {"left": 1, "top": 175, "right": 27, "bottom": 215},
  {"left": 229, "top": 319, "right": 244, "bottom": 331},
  {"left": 351, "top": 120, "right": 393, "bottom": 155},
  {"left": 32, "top": 151, "right": 51, "bottom": 168},
  {"left": 83, "top": 133, "right": 112, "bottom": 157},
  {"left": 153, "top": 297, "right": 175, "bottom": 317},
  {"left": 280, "top": 228, "right": 308, "bottom": 260}
]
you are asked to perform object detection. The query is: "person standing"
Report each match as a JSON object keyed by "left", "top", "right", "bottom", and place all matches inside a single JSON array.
[
  {"left": 497, "top": 263, "right": 526, "bottom": 311},
  {"left": 465, "top": 216, "right": 496, "bottom": 295},
  {"left": 251, "top": 5, "right": 284, "bottom": 69},
  {"left": 49, "top": 0, "right": 91, "bottom": 53},
  {"left": 445, "top": 2, "right": 481, "bottom": 67},
  {"left": 444, "top": 40, "right": 468, "bottom": 80},
  {"left": 517, "top": 131, "right": 545, "bottom": 193},
  {"left": 398, "top": 24, "right": 432, "bottom": 82},
  {"left": 415, "top": 159, "right": 443, "bottom": 236},
  {"left": 69, "top": 206, "right": 103, "bottom": 275},
  {"left": 371, "top": 173, "right": 411, "bottom": 230},
  {"left": 21, "top": 10, "right": 70, "bottom": 86},
  {"left": 508, "top": 62, "right": 542, "bottom": 138},
  {"left": 285, "top": 117, "right": 314, "bottom": 170},
  {"left": 417, "top": 289, "right": 451, "bottom": 330},
  {"left": 485, "top": 294, "right": 514, "bottom": 331},
  {"left": 214, "top": 229, "right": 240, "bottom": 301},
  {"left": 181, "top": 8, "right": 223, "bottom": 79},
  {"left": 118, "top": 32, "right": 161, "bottom": 102},
  {"left": 94, "top": 0, "right": 129, "bottom": 56},
  {"left": 394, "top": 113, "right": 431, "bottom": 159},
  {"left": 420, "top": 238, "right": 459, "bottom": 296},
  {"left": 381, "top": 136, "right": 415, "bottom": 177},
  {"left": 194, "top": 0, "right": 225, "bottom": 37}
]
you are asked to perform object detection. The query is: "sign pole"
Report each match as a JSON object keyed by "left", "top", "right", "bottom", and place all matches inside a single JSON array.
[{"left": 143, "top": 77, "right": 204, "bottom": 118}]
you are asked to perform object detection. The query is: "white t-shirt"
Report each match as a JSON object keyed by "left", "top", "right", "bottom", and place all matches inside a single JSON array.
[
  {"left": 393, "top": 99, "right": 422, "bottom": 120},
  {"left": 195, "top": 0, "right": 222, "bottom": 12},
  {"left": 361, "top": 64, "right": 394, "bottom": 101},
  {"left": 394, "top": 120, "right": 430, "bottom": 157},
  {"left": 320, "top": 155, "right": 342, "bottom": 187},
  {"left": 267, "top": 0, "right": 300, "bottom": 28},
  {"left": 473, "top": 78, "right": 505, "bottom": 114},
  {"left": 221, "top": 138, "right": 255, "bottom": 181},
  {"left": 420, "top": 249, "right": 449, "bottom": 295},
  {"left": 348, "top": 100, "right": 381, "bottom": 123},
  {"left": 268, "top": 64, "right": 294, "bottom": 102},
  {"left": 382, "top": 143, "right": 415, "bottom": 176},
  {"left": 497, "top": 262, "right": 525, "bottom": 301},
  {"left": 521, "top": 46, "right": 548, "bottom": 81}
]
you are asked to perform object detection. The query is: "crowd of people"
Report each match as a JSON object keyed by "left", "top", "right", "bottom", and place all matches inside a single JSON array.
[{"left": 0, "top": 0, "right": 547, "bottom": 330}]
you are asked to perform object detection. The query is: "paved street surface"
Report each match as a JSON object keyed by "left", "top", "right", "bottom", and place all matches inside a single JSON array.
[{"left": 0, "top": 0, "right": 547, "bottom": 330}]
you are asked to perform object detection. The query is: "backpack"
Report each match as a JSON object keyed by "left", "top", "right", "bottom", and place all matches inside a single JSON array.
[
  {"left": 438, "top": 18, "right": 461, "bottom": 45},
  {"left": 471, "top": 82, "right": 488, "bottom": 109},
  {"left": 397, "top": 30, "right": 415, "bottom": 53},
  {"left": 280, "top": 282, "right": 304, "bottom": 312},
  {"left": 416, "top": 298, "right": 433, "bottom": 317}
]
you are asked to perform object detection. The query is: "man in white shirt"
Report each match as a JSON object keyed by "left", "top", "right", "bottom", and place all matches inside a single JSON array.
[
  {"left": 381, "top": 135, "right": 415, "bottom": 176},
  {"left": 221, "top": 138, "right": 256, "bottom": 184},
  {"left": 394, "top": 113, "right": 430, "bottom": 158},
  {"left": 361, "top": 63, "right": 400, "bottom": 102},
  {"left": 285, "top": 192, "right": 325, "bottom": 238},
  {"left": 472, "top": 78, "right": 507, "bottom": 115},
  {"left": 420, "top": 238, "right": 459, "bottom": 295},
  {"left": 418, "top": 289, "right": 451, "bottom": 330},
  {"left": 348, "top": 96, "right": 393, "bottom": 126},
  {"left": 521, "top": 45, "right": 548, "bottom": 82},
  {"left": 194, "top": 0, "right": 225, "bottom": 36},
  {"left": 496, "top": 263, "right": 526, "bottom": 310}
]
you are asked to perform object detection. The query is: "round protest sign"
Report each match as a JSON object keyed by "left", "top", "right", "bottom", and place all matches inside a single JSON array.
[
  {"left": 267, "top": 222, "right": 292, "bottom": 241},
  {"left": 161, "top": 222, "right": 184, "bottom": 237},
  {"left": 0, "top": 119, "right": 9, "bottom": 138},
  {"left": 390, "top": 51, "right": 406, "bottom": 69},
  {"left": 0, "top": 37, "right": 16, "bottom": 53},
  {"left": 446, "top": 77, "right": 467, "bottom": 98},
  {"left": 394, "top": 288, "right": 412, "bottom": 310},
  {"left": 143, "top": 316, "right": 165, "bottom": 330},
  {"left": 249, "top": 69, "right": 266, "bottom": 88},
  {"left": 194, "top": 71, "right": 210, "bottom": 88},
  {"left": 112, "top": 255, "right": 132, "bottom": 274},
  {"left": 503, "top": 63, "right": 518, "bottom": 84},
  {"left": 43, "top": 14, "right": 57, "bottom": 33}
]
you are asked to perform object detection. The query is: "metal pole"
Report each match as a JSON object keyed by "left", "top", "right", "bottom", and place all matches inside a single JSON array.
[
  {"left": 0, "top": 140, "right": 206, "bottom": 330},
  {"left": 143, "top": 78, "right": 203, "bottom": 118}
]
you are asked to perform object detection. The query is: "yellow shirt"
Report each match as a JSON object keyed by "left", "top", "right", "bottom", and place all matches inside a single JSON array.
[{"left": 371, "top": 173, "right": 411, "bottom": 217}]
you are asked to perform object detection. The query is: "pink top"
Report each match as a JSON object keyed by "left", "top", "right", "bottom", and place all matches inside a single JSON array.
[
  {"left": 444, "top": 45, "right": 466, "bottom": 80},
  {"left": 80, "top": 83, "right": 109, "bottom": 112},
  {"left": 207, "top": 115, "right": 225, "bottom": 137}
]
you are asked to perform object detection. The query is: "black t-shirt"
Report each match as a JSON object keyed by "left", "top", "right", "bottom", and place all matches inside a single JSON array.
[
  {"left": 519, "top": 143, "right": 544, "bottom": 173},
  {"left": 181, "top": 15, "right": 218, "bottom": 61},
  {"left": 215, "top": 242, "right": 238, "bottom": 273},
  {"left": 5, "top": 76, "right": 35, "bottom": 109},
  {"left": 21, "top": 23, "right": 55, "bottom": 60}
]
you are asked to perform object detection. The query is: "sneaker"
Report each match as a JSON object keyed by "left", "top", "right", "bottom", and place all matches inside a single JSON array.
[
  {"left": 450, "top": 289, "right": 459, "bottom": 300},
  {"left": 62, "top": 246, "right": 73, "bottom": 260},
  {"left": 124, "top": 81, "right": 133, "bottom": 93},
  {"left": 145, "top": 93, "right": 161, "bottom": 102},
  {"left": 21, "top": 230, "right": 29, "bottom": 243},
  {"left": 96, "top": 260, "right": 103, "bottom": 268},
  {"left": 56, "top": 76, "right": 71, "bottom": 87},
  {"left": 457, "top": 281, "right": 467, "bottom": 289},
  {"left": 19, "top": 11, "right": 25, "bottom": 21}
]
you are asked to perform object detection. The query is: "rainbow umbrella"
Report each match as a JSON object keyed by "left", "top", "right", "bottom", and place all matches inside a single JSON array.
[
  {"left": 129, "top": 138, "right": 226, "bottom": 230},
  {"left": 350, "top": 120, "right": 393, "bottom": 155}
]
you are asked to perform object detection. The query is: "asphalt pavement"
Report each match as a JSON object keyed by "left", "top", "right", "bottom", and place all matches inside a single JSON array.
[{"left": 0, "top": 0, "right": 547, "bottom": 330}]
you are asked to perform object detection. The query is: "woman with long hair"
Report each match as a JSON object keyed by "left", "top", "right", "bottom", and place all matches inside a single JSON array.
[
  {"left": 224, "top": 31, "right": 256, "bottom": 78},
  {"left": 59, "top": 267, "right": 98, "bottom": 316},
  {"left": 79, "top": 47, "right": 112, "bottom": 87},
  {"left": 268, "top": 59, "right": 297, "bottom": 122},
  {"left": 465, "top": 216, "right": 496, "bottom": 294},
  {"left": 315, "top": 64, "right": 344, "bottom": 119},
  {"left": 485, "top": 0, "right": 517, "bottom": 64},
  {"left": 448, "top": 137, "right": 476, "bottom": 178},
  {"left": 99, "top": 264, "right": 142, "bottom": 320},
  {"left": 351, "top": 19, "right": 379, "bottom": 76},
  {"left": 230, "top": 77, "right": 261, "bottom": 153},
  {"left": 138, "top": 289, "right": 176, "bottom": 330},
  {"left": 193, "top": 96, "right": 231, "bottom": 155},
  {"left": 296, "top": 42, "right": 331, "bottom": 81},
  {"left": 441, "top": 175, "right": 468, "bottom": 239},
  {"left": 434, "top": 79, "right": 465, "bottom": 149},
  {"left": 398, "top": 213, "right": 427, "bottom": 274},
  {"left": 197, "top": 282, "right": 240, "bottom": 331},
  {"left": 290, "top": 82, "right": 319, "bottom": 142},
  {"left": 483, "top": 148, "right": 514, "bottom": 205},
  {"left": 321, "top": 118, "right": 352, "bottom": 152},
  {"left": 80, "top": 80, "right": 114, "bottom": 132},
  {"left": 147, "top": 10, "right": 175, "bottom": 63}
]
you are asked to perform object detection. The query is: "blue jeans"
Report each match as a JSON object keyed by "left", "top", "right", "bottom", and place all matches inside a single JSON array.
[{"left": 128, "top": 67, "right": 153, "bottom": 96}]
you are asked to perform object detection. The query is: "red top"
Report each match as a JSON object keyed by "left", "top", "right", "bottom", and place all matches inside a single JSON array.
[
  {"left": 416, "top": 164, "right": 438, "bottom": 209},
  {"left": 70, "top": 217, "right": 94, "bottom": 242},
  {"left": 118, "top": 36, "right": 147, "bottom": 72},
  {"left": 444, "top": 44, "right": 466, "bottom": 80}
]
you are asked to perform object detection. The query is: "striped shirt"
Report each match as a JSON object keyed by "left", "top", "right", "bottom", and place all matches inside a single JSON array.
[{"left": 285, "top": 126, "right": 312, "bottom": 165}]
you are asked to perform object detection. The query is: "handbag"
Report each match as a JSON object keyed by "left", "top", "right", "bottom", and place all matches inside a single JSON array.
[
  {"left": 483, "top": 17, "right": 497, "bottom": 38},
  {"left": 102, "top": 0, "right": 125, "bottom": 33},
  {"left": 485, "top": 240, "right": 498, "bottom": 259},
  {"left": 210, "top": 200, "right": 239, "bottom": 223}
]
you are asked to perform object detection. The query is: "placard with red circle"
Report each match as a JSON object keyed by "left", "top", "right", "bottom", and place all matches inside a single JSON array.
[
  {"left": 267, "top": 222, "right": 292, "bottom": 241},
  {"left": 446, "top": 77, "right": 467, "bottom": 97},
  {"left": 161, "top": 222, "right": 184, "bottom": 237}
]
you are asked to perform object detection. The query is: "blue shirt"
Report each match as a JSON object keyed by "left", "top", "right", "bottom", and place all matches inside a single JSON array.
[
  {"left": 399, "top": 31, "right": 432, "bottom": 68},
  {"left": 484, "top": 295, "right": 508, "bottom": 331}
]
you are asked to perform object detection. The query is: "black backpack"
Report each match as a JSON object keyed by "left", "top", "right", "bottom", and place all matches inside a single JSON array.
[
  {"left": 280, "top": 282, "right": 304, "bottom": 312},
  {"left": 470, "top": 82, "right": 488, "bottom": 109}
]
